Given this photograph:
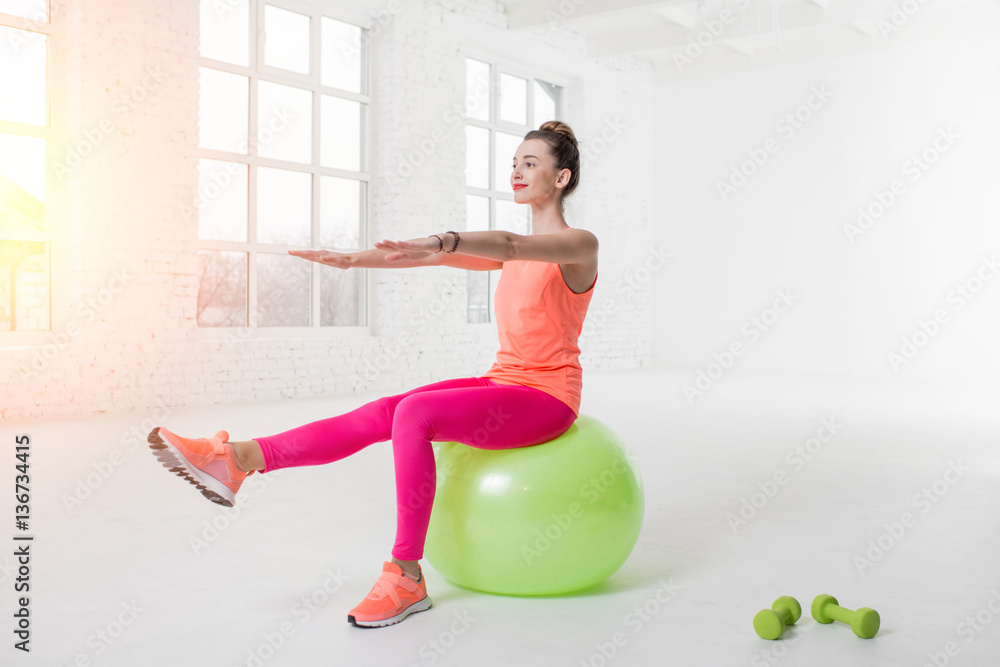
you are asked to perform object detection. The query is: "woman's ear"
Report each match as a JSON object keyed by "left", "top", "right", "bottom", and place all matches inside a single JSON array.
[{"left": 556, "top": 168, "right": 572, "bottom": 189}]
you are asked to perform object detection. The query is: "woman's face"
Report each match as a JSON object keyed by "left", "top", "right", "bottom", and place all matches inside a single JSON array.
[{"left": 510, "top": 138, "right": 570, "bottom": 205}]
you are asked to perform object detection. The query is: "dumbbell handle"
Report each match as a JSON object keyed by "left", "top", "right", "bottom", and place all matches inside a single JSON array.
[
  {"left": 825, "top": 602, "right": 856, "bottom": 624},
  {"left": 773, "top": 606, "right": 795, "bottom": 625}
]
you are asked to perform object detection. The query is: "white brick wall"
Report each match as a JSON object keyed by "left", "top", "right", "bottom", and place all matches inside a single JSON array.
[{"left": 0, "top": 0, "right": 656, "bottom": 421}]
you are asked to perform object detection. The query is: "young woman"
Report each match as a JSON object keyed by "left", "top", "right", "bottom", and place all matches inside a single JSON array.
[{"left": 148, "top": 120, "right": 598, "bottom": 628}]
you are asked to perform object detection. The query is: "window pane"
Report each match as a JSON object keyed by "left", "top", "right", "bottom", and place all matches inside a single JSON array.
[
  {"left": 466, "top": 194, "right": 490, "bottom": 324},
  {"left": 257, "top": 167, "right": 310, "bottom": 246},
  {"left": 264, "top": 4, "right": 310, "bottom": 75},
  {"left": 496, "top": 199, "right": 528, "bottom": 235},
  {"left": 0, "top": 0, "right": 47, "bottom": 21},
  {"left": 258, "top": 80, "right": 312, "bottom": 164},
  {"left": 199, "top": 0, "right": 249, "bottom": 66},
  {"left": 321, "top": 266, "right": 362, "bottom": 326},
  {"left": 466, "top": 58, "right": 490, "bottom": 121},
  {"left": 258, "top": 252, "right": 310, "bottom": 326},
  {"left": 466, "top": 194, "right": 488, "bottom": 232},
  {"left": 199, "top": 68, "right": 249, "bottom": 154},
  {"left": 499, "top": 73, "right": 527, "bottom": 125},
  {"left": 320, "top": 176, "right": 361, "bottom": 249},
  {"left": 494, "top": 131, "right": 521, "bottom": 192},
  {"left": 467, "top": 271, "right": 489, "bottom": 324},
  {"left": 0, "top": 26, "right": 46, "bottom": 126},
  {"left": 197, "top": 250, "right": 247, "bottom": 327},
  {"left": 0, "top": 133, "right": 45, "bottom": 232},
  {"left": 321, "top": 95, "right": 361, "bottom": 171},
  {"left": 465, "top": 126, "right": 489, "bottom": 189},
  {"left": 0, "top": 241, "right": 48, "bottom": 332},
  {"left": 198, "top": 159, "right": 247, "bottom": 242},
  {"left": 322, "top": 17, "right": 363, "bottom": 93},
  {"left": 534, "top": 80, "right": 559, "bottom": 125}
]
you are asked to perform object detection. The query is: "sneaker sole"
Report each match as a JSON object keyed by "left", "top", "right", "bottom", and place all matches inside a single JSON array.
[
  {"left": 148, "top": 427, "right": 236, "bottom": 507},
  {"left": 347, "top": 596, "right": 434, "bottom": 628}
]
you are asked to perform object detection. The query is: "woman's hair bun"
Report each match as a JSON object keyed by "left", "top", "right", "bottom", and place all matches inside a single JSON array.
[{"left": 538, "top": 120, "right": 577, "bottom": 145}]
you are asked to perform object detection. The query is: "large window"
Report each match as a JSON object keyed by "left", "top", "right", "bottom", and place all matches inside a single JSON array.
[
  {"left": 197, "top": 0, "right": 369, "bottom": 328},
  {"left": 464, "top": 56, "right": 562, "bottom": 323},
  {"left": 0, "top": 2, "right": 52, "bottom": 334}
]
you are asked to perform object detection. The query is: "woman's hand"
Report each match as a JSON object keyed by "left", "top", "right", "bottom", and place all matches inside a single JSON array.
[
  {"left": 374, "top": 237, "right": 440, "bottom": 262},
  {"left": 288, "top": 249, "right": 352, "bottom": 269}
]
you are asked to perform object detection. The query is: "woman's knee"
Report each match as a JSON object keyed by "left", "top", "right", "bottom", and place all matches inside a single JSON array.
[{"left": 391, "top": 395, "right": 436, "bottom": 440}]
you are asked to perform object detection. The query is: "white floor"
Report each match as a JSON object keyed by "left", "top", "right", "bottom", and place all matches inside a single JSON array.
[{"left": 3, "top": 367, "right": 1000, "bottom": 667}]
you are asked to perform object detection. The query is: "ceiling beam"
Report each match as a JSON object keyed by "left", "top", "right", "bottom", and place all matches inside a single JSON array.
[
  {"left": 654, "top": 4, "right": 698, "bottom": 30},
  {"left": 586, "top": 0, "right": 977, "bottom": 58},
  {"left": 507, "top": 0, "right": 671, "bottom": 30},
  {"left": 656, "top": 0, "right": 1000, "bottom": 81},
  {"left": 722, "top": 38, "right": 757, "bottom": 56},
  {"left": 847, "top": 18, "right": 879, "bottom": 37},
  {"left": 589, "top": 22, "right": 692, "bottom": 58}
]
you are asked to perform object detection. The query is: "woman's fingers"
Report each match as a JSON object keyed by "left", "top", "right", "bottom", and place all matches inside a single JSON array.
[
  {"left": 288, "top": 250, "right": 348, "bottom": 268},
  {"left": 289, "top": 250, "right": 325, "bottom": 262}
]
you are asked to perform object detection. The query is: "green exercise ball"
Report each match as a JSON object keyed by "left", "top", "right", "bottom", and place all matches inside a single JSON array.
[{"left": 425, "top": 415, "right": 644, "bottom": 596}]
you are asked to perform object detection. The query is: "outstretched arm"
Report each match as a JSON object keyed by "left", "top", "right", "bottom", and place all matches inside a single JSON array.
[
  {"left": 288, "top": 248, "right": 421, "bottom": 269},
  {"left": 288, "top": 247, "right": 502, "bottom": 271},
  {"left": 376, "top": 228, "right": 598, "bottom": 265}
]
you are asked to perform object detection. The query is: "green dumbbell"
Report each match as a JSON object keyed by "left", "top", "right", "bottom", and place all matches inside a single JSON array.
[
  {"left": 811, "top": 594, "right": 880, "bottom": 638},
  {"left": 753, "top": 596, "right": 802, "bottom": 640}
]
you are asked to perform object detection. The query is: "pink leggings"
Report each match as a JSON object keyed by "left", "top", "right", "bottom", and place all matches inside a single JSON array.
[{"left": 253, "top": 376, "right": 577, "bottom": 561}]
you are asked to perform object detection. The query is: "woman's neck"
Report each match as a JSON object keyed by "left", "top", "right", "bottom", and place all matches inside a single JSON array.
[{"left": 529, "top": 201, "right": 568, "bottom": 235}]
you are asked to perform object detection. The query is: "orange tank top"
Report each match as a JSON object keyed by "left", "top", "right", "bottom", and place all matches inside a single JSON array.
[{"left": 482, "top": 256, "right": 596, "bottom": 415}]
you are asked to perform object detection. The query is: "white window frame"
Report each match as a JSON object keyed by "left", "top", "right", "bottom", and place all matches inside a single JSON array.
[
  {"left": 462, "top": 47, "right": 569, "bottom": 324},
  {"left": 0, "top": 7, "right": 64, "bottom": 347},
  {"left": 196, "top": 0, "right": 373, "bottom": 340}
]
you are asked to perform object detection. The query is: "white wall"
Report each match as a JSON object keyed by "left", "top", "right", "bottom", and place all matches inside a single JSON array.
[
  {"left": 653, "top": 30, "right": 1000, "bottom": 391},
  {"left": 1, "top": 0, "right": 657, "bottom": 420}
]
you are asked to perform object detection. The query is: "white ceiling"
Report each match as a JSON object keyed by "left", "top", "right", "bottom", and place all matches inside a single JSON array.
[{"left": 500, "top": 0, "right": 1000, "bottom": 80}]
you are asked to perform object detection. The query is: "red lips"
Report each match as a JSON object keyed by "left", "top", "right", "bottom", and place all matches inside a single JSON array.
[{"left": 513, "top": 184, "right": 527, "bottom": 190}]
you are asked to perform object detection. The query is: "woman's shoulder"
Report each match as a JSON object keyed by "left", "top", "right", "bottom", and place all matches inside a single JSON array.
[{"left": 561, "top": 227, "right": 599, "bottom": 252}]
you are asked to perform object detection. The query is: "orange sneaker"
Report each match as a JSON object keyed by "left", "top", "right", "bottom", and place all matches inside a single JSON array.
[
  {"left": 348, "top": 562, "right": 433, "bottom": 628},
  {"left": 148, "top": 427, "right": 252, "bottom": 507}
]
